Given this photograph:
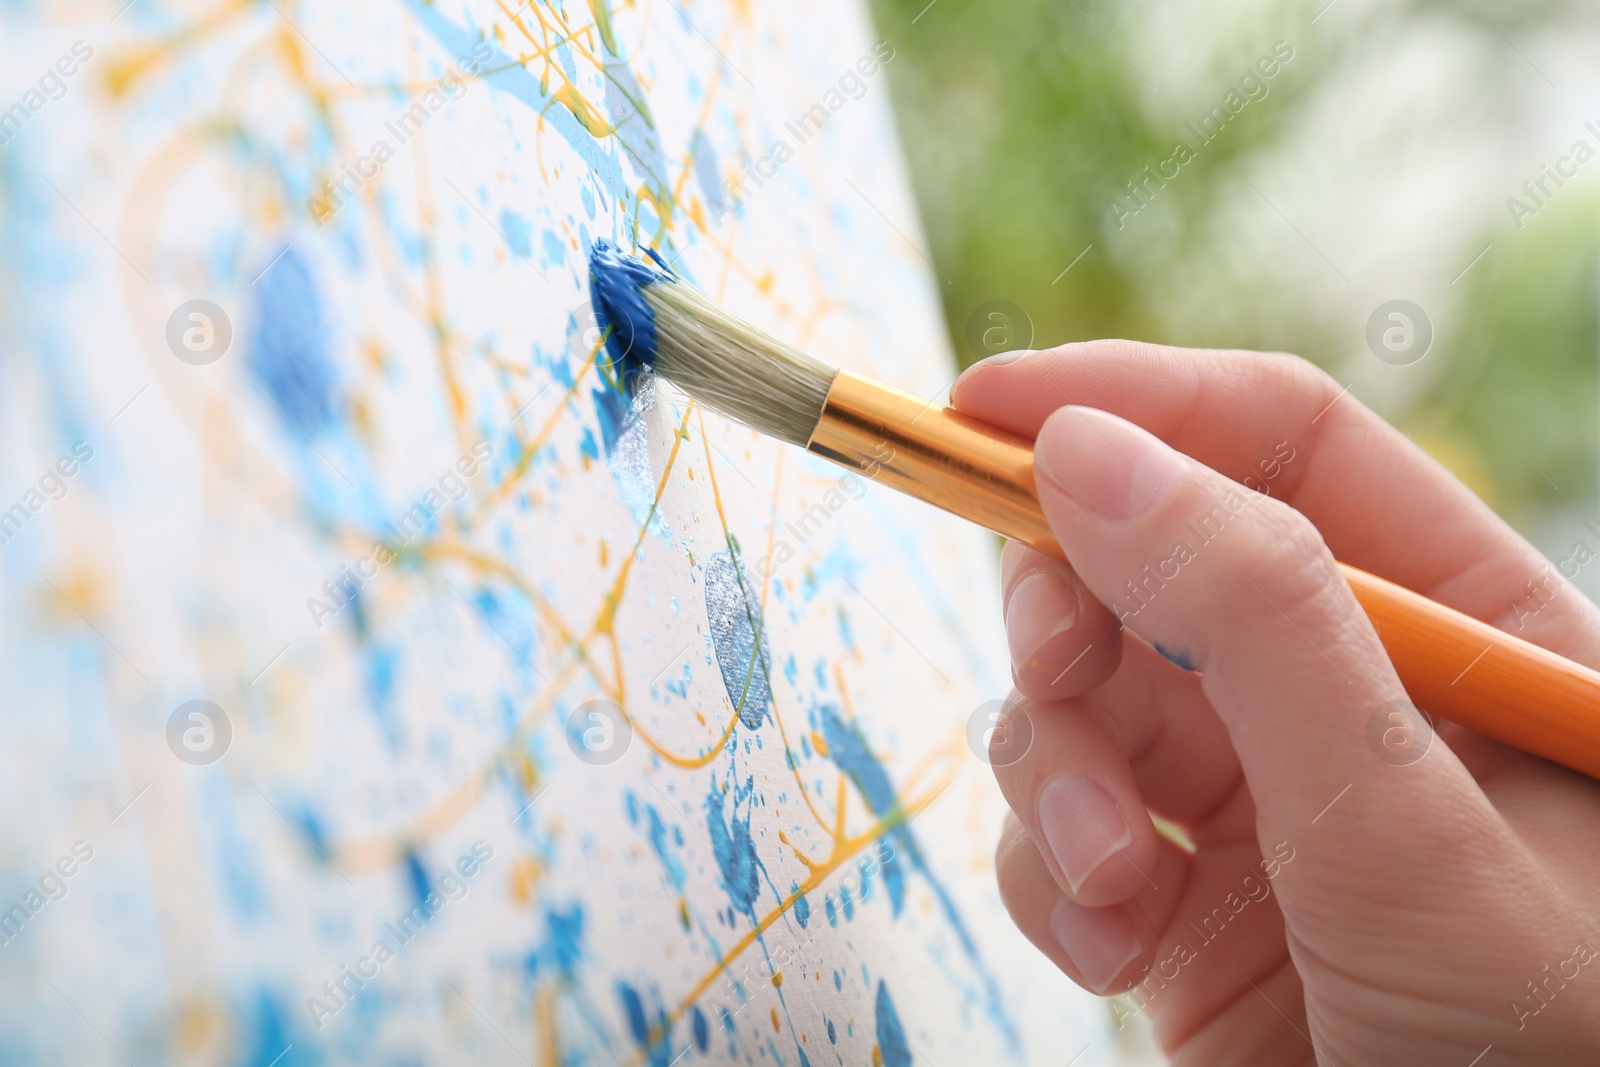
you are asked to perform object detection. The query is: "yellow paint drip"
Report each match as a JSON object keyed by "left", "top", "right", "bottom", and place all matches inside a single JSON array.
[
  {"left": 552, "top": 83, "right": 614, "bottom": 137},
  {"left": 587, "top": 0, "right": 621, "bottom": 55}
]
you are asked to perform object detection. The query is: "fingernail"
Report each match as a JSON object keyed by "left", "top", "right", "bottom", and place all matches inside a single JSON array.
[
  {"left": 1050, "top": 897, "right": 1142, "bottom": 995},
  {"left": 1034, "top": 407, "right": 1188, "bottom": 521},
  {"left": 1004, "top": 571, "right": 1078, "bottom": 673},
  {"left": 1038, "top": 774, "right": 1133, "bottom": 894},
  {"left": 979, "top": 349, "right": 1035, "bottom": 367}
]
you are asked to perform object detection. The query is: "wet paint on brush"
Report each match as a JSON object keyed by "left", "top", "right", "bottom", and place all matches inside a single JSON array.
[{"left": 587, "top": 239, "right": 675, "bottom": 386}]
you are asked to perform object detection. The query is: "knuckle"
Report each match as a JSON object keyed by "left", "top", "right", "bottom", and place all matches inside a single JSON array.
[{"left": 1226, "top": 497, "right": 1344, "bottom": 617}]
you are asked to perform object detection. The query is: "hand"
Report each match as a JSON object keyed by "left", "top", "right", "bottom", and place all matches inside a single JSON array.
[{"left": 952, "top": 341, "right": 1600, "bottom": 1065}]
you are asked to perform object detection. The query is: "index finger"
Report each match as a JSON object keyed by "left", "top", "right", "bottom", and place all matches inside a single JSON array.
[{"left": 953, "top": 340, "right": 1600, "bottom": 668}]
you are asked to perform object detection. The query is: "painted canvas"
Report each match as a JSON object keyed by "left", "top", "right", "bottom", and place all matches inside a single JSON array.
[{"left": 0, "top": 0, "right": 1116, "bottom": 1063}]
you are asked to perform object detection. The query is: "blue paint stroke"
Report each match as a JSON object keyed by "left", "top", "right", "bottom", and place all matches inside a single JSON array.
[
  {"left": 704, "top": 548, "right": 772, "bottom": 730},
  {"left": 819, "top": 705, "right": 1021, "bottom": 1052},
  {"left": 874, "top": 981, "right": 911, "bottom": 1067},
  {"left": 404, "top": 3, "right": 627, "bottom": 201}
]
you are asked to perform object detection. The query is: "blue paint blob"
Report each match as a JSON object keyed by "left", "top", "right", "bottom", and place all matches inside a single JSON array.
[
  {"left": 617, "top": 981, "right": 671, "bottom": 1066},
  {"left": 587, "top": 239, "right": 674, "bottom": 382},
  {"left": 826, "top": 1018, "right": 837, "bottom": 1044},
  {"left": 874, "top": 981, "right": 911, "bottom": 1067},
  {"left": 248, "top": 245, "right": 337, "bottom": 436},
  {"left": 1153, "top": 643, "right": 1197, "bottom": 672},
  {"left": 792, "top": 888, "right": 810, "bottom": 929},
  {"left": 403, "top": 850, "right": 430, "bottom": 907},
  {"left": 691, "top": 1005, "right": 709, "bottom": 1052},
  {"left": 704, "top": 549, "right": 772, "bottom": 729},
  {"left": 618, "top": 981, "right": 650, "bottom": 1045},
  {"left": 824, "top": 895, "right": 837, "bottom": 927}
]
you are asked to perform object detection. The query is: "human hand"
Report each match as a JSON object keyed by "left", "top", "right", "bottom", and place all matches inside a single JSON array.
[{"left": 952, "top": 341, "right": 1600, "bottom": 1065}]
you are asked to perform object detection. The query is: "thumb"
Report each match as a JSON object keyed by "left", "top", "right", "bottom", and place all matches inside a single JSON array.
[{"left": 1031, "top": 405, "right": 1464, "bottom": 848}]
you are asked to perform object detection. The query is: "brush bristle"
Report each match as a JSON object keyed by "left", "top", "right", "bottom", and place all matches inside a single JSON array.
[
  {"left": 588, "top": 242, "right": 835, "bottom": 447},
  {"left": 642, "top": 282, "right": 835, "bottom": 447}
]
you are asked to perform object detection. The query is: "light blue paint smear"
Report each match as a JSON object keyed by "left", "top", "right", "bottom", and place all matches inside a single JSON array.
[{"left": 704, "top": 547, "right": 773, "bottom": 730}]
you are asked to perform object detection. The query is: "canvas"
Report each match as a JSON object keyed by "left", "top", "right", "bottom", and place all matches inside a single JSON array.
[{"left": 0, "top": 1, "right": 1114, "bottom": 1063}]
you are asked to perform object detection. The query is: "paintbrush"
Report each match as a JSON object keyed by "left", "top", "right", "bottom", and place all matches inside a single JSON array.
[{"left": 587, "top": 241, "right": 1600, "bottom": 780}]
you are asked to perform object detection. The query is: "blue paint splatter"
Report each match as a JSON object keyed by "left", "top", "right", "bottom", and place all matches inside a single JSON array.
[
  {"left": 706, "top": 777, "right": 764, "bottom": 919},
  {"left": 818, "top": 704, "right": 1022, "bottom": 1053},
  {"left": 826, "top": 1018, "right": 836, "bottom": 1044},
  {"left": 874, "top": 982, "right": 911, "bottom": 1067},
  {"left": 499, "top": 208, "right": 533, "bottom": 257},
  {"left": 248, "top": 245, "right": 337, "bottom": 436},
  {"left": 643, "top": 800, "right": 687, "bottom": 892},
  {"left": 1154, "top": 643, "right": 1198, "bottom": 672},
  {"left": 691, "top": 1004, "right": 709, "bottom": 1052},
  {"left": 704, "top": 548, "right": 772, "bottom": 729}
]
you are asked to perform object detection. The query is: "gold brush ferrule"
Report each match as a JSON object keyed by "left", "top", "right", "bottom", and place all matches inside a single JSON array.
[{"left": 805, "top": 369, "right": 1060, "bottom": 557}]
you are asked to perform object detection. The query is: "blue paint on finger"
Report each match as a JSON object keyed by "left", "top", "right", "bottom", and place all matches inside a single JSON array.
[{"left": 1153, "top": 643, "right": 1197, "bottom": 672}]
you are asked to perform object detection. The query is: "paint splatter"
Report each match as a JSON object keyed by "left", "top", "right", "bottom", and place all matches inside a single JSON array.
[{"left": 706, "top": 776, "right": 764, "bottom": 918}]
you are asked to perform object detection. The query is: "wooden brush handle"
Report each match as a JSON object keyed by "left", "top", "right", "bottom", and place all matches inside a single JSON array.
[
  {"left": 1340, "top": 564, "right": 1600, "bottom": 777},
  {"left": 809, "top": 372, "right": 1600, "bottom": 780}
]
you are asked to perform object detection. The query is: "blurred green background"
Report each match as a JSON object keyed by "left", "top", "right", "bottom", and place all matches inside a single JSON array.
[{"left": 867, "top": 0, "right": 1599, "bottom": 565}]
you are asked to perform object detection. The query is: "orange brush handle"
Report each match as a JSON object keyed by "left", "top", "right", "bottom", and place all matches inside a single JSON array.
[
  {"left": 1339, "top": 564, "right": 1600, "bottom": 778},
  {"left": 809, "top": 371, "right": 1600, "bottom": 780}
]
